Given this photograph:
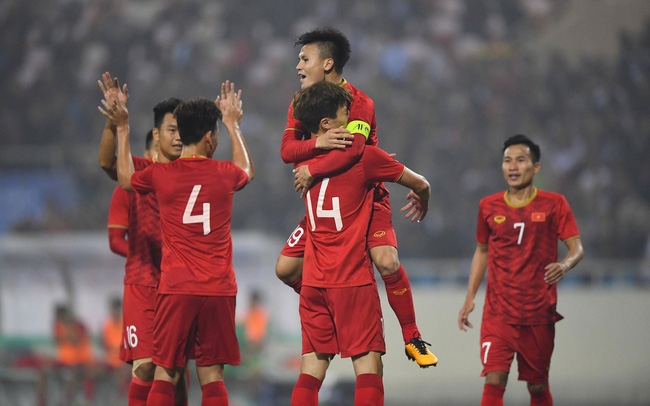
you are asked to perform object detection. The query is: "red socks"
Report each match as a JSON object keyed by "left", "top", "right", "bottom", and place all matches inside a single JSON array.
[
  {"left": 201, "top": 380, "right": 228, "bottom": 406},
  {"left": 481, "top": 384, "right": 505, "bottom": 406},
  {"left": 354, "top": 373, "right": 384, "bottom": 405},
  {"left": 146, "top": 380, "right": 174, "bottom": 406},
  {"left": 381, "top": 266, "right": 419, "bottom": 342},
  {"left": 529, "top": 384, "right": 553, "bottom": 406},
  {"left": 128, "top": 377, "right": 152, "bottom": 406},
  {"left": 290, "top": 373, "right": 322, "bottom": 406}
]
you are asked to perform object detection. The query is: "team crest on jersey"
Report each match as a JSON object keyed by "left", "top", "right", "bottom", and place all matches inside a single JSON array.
[
  {"left": 493, "top": 215, "right": 506, "bottom": 224},
  {"left": 532, "top": 212, "right": 546, "bottom": 222},
  {"left": 373, "top": 230, "right": 386, "bottom": 238}
]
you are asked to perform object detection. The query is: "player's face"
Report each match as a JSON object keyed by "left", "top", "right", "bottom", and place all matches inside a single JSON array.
[
  {"left": 154, "top": 113, "right": 182, "bottom": 163},
  {"left": 297, "top": 44, "right": 328, "bottom": 89},
  {"left": 502, "top": 144, "right": 540, "bottom": 190}
]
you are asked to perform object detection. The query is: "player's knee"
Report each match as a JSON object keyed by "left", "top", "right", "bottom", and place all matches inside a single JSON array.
[
  {"left": 485, "top": 371, "right": 508, "bottom": 387},
  {"left": 132, "top": 359, "right": 155, "bottom": 381},
  {"left": 527, "top": 382, "right": 547, "bottom": 393},
  {"left": 371, "top": 249, "right": 400, "bottom": 275}
]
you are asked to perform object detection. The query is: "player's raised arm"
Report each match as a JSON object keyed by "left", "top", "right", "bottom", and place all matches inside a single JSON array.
[
  {"left": 216, "top": 81, "right": 254, "bottom": 182},
  {"left": 99, "top": 97, "right": 134, "bottom": 191},
  {"left": 97, "top": 72, "right": 129, "bottom": 180}
]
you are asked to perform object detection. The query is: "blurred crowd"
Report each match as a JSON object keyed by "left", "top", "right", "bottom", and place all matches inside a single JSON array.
[{"left": 1, "top": 0, "right": 649, "bottom": 259}]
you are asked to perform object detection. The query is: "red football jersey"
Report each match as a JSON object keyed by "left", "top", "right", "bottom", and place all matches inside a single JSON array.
[
  {"left": 107, "top": 185, "right": 129, "bottom": 230},
  {"left": 123, "top": 156, "right": 161, "bottom": 287},
  {"left": 280, "top": 79, "right": 378, "bottom": 163},
  {"left": 476, "top": 188, "right": 580, "bottom": 325},
  {"left": 281, "top": 79, "right": 391, "bottom": 212},
  {"left": 130, "top": 157, "right": 249, "bottom": 296},
  {"left": 301, "top": 146, "right": 405, "bottom": 288}
]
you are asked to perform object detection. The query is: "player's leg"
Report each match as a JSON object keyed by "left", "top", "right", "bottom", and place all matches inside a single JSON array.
[
  {"left": 351, "top": 351, "right": 385, "bottom": 406},
  {"left": 368, "top": 208, "right": 437, "bottom": 368},
  {"left": 480, "top": 319, "right": 515, "bottom": 406},
  {"left": 195, "top": 365, "right": 228, "bottom": 406},
  {"left": 276, "top": 218, "right": 307, "bottom": 293},
  {"left": 291, "top": 286, "right": 337, "bottom": 406},
  {"left": 194, "top": 295, "right": 240, "bottom": 406},
  {"left": 147, "top": 366, "right": 182, "bottom": 406},
  {"left": 482, "top": 371, "right": 508, "bottom": 406},
  {"left": 517, "top": 324, "right": 555, "bottom": 406},
  {"left": 173, "top": 366, "right": 189, "bottom": 406},
  {"left": 335, "top": 283, "right": 385, "bottom": 405},
  {"left": 122, "top": 284, "right": 157, "bottom": 406},
  {"left": 290, "top": 352, "right": 331, "bottom": 406},
  {"left": 148, "top": 294, "right": 197, "bottom": 406},
  {"left": 129, "top": 358, "right": 155, "bottom": 406}
]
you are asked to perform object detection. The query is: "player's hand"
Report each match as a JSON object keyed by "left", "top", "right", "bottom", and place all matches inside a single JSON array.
[
  {"left": 544, "top": 261, "right": 568, "bottom": 284},
  {"left": 98, "top": 72, "right": 129, "bottom": 115},
  {"left": 458, "top": 300, "right": 475, "bottom": 331},
  {"left": 216, "top": 80, "right": 243, "bottom": 126},
  {"left": 401, "top": 190, "right": 428, "bottom": 222},
  {"left": 293, "top": 165, "right": 313, "bottom": 198},
  {"left": 98, "top": 98, "right": 129, "bottom": 128},
  {"left": 315, "top": 127, "right": 353, "bottom": 150}
]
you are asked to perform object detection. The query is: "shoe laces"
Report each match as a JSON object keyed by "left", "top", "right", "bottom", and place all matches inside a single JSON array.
[{"left": 410, "top": 336, "right": 432, "bottom": 354}]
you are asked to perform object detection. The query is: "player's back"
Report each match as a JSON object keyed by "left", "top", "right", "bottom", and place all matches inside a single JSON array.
[
  {"left": 302, "top": 146, "right": 405, "bottom": 288},
  {"left": 131, "top": 157, "right": 249, "bottom": 296}
]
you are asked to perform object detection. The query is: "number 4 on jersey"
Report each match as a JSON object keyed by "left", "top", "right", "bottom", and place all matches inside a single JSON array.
[{"left": 183, "top": 185, "right": 211, "bottom": 235}]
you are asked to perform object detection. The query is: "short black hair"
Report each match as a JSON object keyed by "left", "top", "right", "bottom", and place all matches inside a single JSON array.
[
  {"left": 293, "top": 81, "right": 352, "bottom": 135},
  {"left": 174, "top": 97, "right": 222, "bottom": 145},
  {"left": 144, "top": 129, "right": 154, "bottom": 150},
  {"left": 503, "top": 134, "right": 541, "bottom": 163},
  {"left": 153, "top": 98, "right": 182, "bottom": 129},
  {"left": 295, "top": 27, "right": 351, "bottom": 75}
]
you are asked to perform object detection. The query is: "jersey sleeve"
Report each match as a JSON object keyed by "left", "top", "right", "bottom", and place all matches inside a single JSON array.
[
  {"left": 476, "top": 199, "right": 490, "bottom": 244},
  {"left": 556, "top": 195, "right": 580, "bottom": 241},
  {"left": 362, "top": 146, "right": 405, "bottom": 183},
  {"left": 229, "top": 162, "right": 250, "bottom": 191},
  {"left": 130, "top": 164, "right": 155, "bottom": 195},
  {"left": 280, "top": 101, "right": 319, "bottom": 163}
]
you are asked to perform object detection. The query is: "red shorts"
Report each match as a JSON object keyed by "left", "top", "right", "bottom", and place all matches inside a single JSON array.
[
  {"left": 300, "top": 284, "right": 385, "bottom": 358},
  {"left": 121, "top": 284, "right": 157, "bottom": 363},
  {"left": 479, "top": 318, "right": 555, "bottom": 384},
  {"left": 152, "top": 294, "right": 240, "bottom": 369},
  {"left": 367, "top": 204, "right": 397, "bottom": 249},
  {"left": 280, "top": 203, "right": 397, "bottom": 257}
]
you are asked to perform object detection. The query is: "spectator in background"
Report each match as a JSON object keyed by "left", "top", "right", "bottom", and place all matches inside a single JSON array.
[
  {"left": 53, "top": 303, "right": 95, "bottom": 405},
  {"left": 239, "top": 289, "right": 269, "bottom": 401}
]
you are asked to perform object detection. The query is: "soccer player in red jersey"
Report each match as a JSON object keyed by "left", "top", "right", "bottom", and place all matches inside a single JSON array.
[
  {"left": 289, "top": 81, "right": 431, "bottom": 406},
  {"left": 97, "top": 72, "right": 187, "bottom": 405},
  {"left": 107, "top": 130, "right": 156, "bottom": 258},
  {"left": 105, "top": 82, "right": 254, "bottom": 406},
  {"left": 277, "top": 27, "right": 438, "bottom": 368},
  {"left": 458, "top": 134, "right": 584, "bottom": 406}
]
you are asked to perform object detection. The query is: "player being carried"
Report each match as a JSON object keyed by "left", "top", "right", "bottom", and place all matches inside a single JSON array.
[{"left": 277, "top": 26, "right": 437, "bottom": 368}]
